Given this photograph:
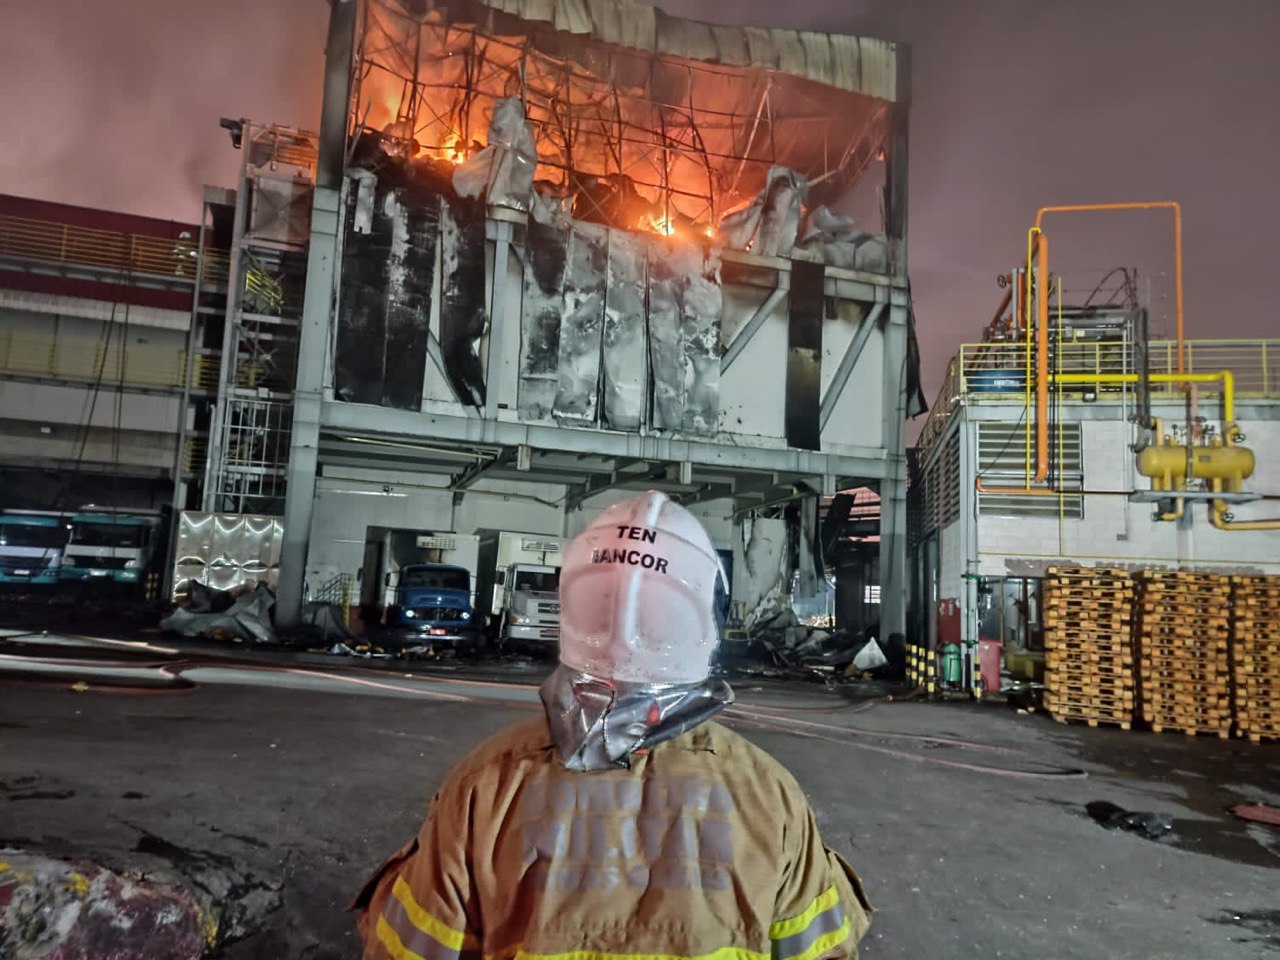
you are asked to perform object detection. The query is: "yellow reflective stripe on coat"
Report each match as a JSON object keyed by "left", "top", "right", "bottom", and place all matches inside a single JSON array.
[
  {"left": 768, "top": 886, "right": 850, "bottom": 960},
  {"left": 510, "top": 947, "right": 768, "bottom": 960},
  {"left": 379, "top": 876, "right": 478, "bottom": 960}
]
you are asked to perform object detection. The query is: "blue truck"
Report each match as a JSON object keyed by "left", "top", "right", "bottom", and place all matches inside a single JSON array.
[
  {"left": 391, "top": 563, "right": 480, "bottom": 651},
  {"left": 0, "top": 511, "right": 70, "bottom": 586}
]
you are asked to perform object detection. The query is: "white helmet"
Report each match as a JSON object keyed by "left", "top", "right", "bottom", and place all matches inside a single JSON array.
[{"left": 559, "top": 491, "right": 725, "bottom": 685}]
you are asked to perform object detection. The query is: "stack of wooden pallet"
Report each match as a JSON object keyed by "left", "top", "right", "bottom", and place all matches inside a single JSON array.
[
  {"left": 1043, "top": 567, "right": 1135, "bottom": 729},
  {"left": 1135, "top": 571, "right": 1232, "bottom": 738},
  {"left": 1231, "top": 575, "right": 1280, "bottom": 743}
]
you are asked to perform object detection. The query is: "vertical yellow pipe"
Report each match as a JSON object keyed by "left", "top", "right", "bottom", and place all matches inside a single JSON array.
[
  {"left": 1035, "top": 233, "right": 1049, "bottom": 481},
  {"left": 1057, "top": 278, "right": 1065, "bottom": 550},
  {"left": 1025, "top": 232, "right": 1039, "bottom": 486},
  {"left": 1033, "top": 202, "right": 1184, "bottom": 378},
  {"left": 1174, "top": 205, "right": 1184, "bottom": 374}
]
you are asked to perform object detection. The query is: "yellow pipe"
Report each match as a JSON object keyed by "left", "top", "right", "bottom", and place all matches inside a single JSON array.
[
  {"left": 1026, "top": 202, "right": 1187, "bottom": 488},
  {"left": 1034, "top": 232, "right": 1050, "bottom": 481},
  {"left": 1024, "top": 234, "right": 1038, "bottom": 486},
  {"left": 974, "top": 480, "right": 1060, "bottom": 496},
  {"left": 975, "top": 371, "right": 1236, "bottom": 498},
  {"left": 1211, "top": 478, "right": 1280, "bottom": 531},
  {"left": 1211, "top": 503, "right": 1280, "bottom": 531},
  {"left": 1033, "top": 202, "right": 1184, "bottom": 373},
  {"left": 1054, "top": 371, "right": 1234, "bottom": 422}
]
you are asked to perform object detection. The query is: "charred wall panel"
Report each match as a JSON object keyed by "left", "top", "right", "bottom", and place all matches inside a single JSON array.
[
  {"left": 439, "top": 196, "right": 488, "bottom": 408},
  {"left": 648, "top": 244, "right": 722, "bottom": 436},
  {"left": 335, "top": 194, "right": 391, "bottom": 404},
  {"left": 519, "top": 220, "right": 567, "bottom": 420},
  {"left": 786, "top": 258, "right": 824, "bottom": 450},
  {"left": 551, "top": 222, "right": 608, "bottom": 424},
  {"left": 334, "top": 169, "right": 437, "bottom": 409},
  {"left": 647, "top": 251, "right": 683, "bottom": 432},
  {"left": 380, "top": 191, "right": 434, "bottom": 409},
  {"left": 601, "top": 230, "right": 648, "bottom": 430},
  {"left": 678, "top": 251, "right": 722, "bottom": 435}
]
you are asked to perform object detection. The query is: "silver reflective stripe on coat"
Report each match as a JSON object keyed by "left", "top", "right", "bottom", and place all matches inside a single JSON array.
[{"left": 771, "top": 900, "right": 848, "bottom": 960}]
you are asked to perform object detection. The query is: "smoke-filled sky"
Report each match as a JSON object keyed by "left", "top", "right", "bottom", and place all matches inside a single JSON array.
[{"left": 3, "top": 0, "right": 1277, "bottom": 410}]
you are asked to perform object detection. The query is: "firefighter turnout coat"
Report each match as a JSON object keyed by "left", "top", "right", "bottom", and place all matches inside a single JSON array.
[{"left": 355, "top": 715, "right": 873, "bottom": 960}]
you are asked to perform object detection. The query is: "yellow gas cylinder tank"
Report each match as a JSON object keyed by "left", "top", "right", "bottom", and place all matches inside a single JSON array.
[{"left": 1136, "top": 443, "right": 1255, "bottom": 484}]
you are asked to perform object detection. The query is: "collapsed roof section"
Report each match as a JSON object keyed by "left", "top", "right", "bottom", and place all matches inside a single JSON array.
[{"left": 355, "top": 0, "right": 898, "bottom": 235}]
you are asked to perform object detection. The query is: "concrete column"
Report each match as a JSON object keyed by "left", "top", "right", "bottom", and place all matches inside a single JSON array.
[
  {"left": 878, "top": 304, "right": 909, "bottom": 641},
  {"left": 275, "top": 0, "right": 357, "bottom": 629}
]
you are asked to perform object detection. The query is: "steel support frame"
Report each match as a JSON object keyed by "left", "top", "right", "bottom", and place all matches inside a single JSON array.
[
  {"left": 721, "top": 278, "right": 788, "bottom": 374},
  {"left": 819, "top": 302, "right": 884, "bottom": 431},
  {"left": 877, "top": 45, "right": 911, "bottom": 644},
  {"left": 201, "top": 146, "right": 253, "bottom": 506},
  {"left": 276, "top": 0, "right": 357, "bottom": 629},
  {"left": 319, "top": 403, "right": 889, "bottom": 481}
]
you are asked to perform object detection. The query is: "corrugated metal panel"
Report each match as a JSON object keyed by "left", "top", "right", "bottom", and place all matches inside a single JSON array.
[
  {"left": 942, "top": 432, "right": 960, "bottom": 527},
  {"left": 459, "top": 0, "right": 898, "bottom": 100},
  {"left": 799, "top": 31, "right": 835, "bottom": 87},
  {"left": 772, "top": 28, "right": 808, "bottom": 79},
  {"left": 173, "top": 511, "right": 283, "bottom": 596},
  {"left": 828, "top": 35, "right": 862, "bottom": 93},
  {"left": 858, "top": 37, "right": 897, "bottom": 101}
]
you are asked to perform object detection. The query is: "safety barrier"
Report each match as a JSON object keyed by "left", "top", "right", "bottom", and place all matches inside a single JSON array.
[
  {"left": 920, "top": 339, "right": 1280, "bottom": 460},
  {"left": 0, "top": 214, "right": 229, "bottom": 286},
  {"left": 0, "top": 328, "right": 218, "bottom": 392}
]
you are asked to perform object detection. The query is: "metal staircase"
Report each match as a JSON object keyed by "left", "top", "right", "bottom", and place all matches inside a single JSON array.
[{"left": 202, "top": 122, "right": 317, "bottom": 516}]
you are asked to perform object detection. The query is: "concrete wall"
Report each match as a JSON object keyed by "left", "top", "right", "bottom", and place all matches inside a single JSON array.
[
  {"left": 0, "top": 381, "right": 179, "bottom": 471},
  {"left": 0, "top": 305, "right": 187, "bottom": 476},
  {"left": 305, "top": 468, "right": 572, "bottom": 593},
  {"left": 973, "top": 410, "right": 1280, "bottom": 577}
]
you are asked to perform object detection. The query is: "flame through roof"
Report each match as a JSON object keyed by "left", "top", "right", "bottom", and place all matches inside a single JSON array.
[{"left": 356, "top": 0, "right": 899, "bottom": 224}]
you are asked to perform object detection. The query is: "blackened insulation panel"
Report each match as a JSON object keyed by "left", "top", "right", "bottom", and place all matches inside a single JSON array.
[
  {"left": 380, "top": 190, "right": 435, "bottom": 409},
  {"left": 519, "top": 220, "right": 568, "bottom": 420},
  {"left": 552, "top": 222, "right": 608, "bottom": 424},
  {"left": 439, "top": 196, "right": 488, "bottom": 408},
  {"left": 786, "top": 258, "right": 824, "bottom": 450},
  {"left": 601, "top": 229, "right": 648, "bottom": 430},
  {"left": 334, "top": 176, "right": 437, "bottom": 409},
  {"left": 335, "top": 193, "right": 391, "bottom": 405}
]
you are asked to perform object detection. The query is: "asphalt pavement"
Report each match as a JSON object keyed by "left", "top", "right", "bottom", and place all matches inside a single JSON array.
[{"left": 1, "top": 629, "right": 1277, "bottom": 958}]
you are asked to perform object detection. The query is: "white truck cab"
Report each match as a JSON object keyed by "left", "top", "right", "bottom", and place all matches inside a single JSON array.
[
  {"left": 61, "top": 510, "right": 159, "bottom": 586},
  {"left": 500, "top": 563, "right": 561, "bottom": 647},
  {"left": 474, "top": 530, "right": 562, "bottom": 651}
]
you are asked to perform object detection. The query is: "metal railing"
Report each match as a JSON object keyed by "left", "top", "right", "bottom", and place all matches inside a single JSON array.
[
  {"left": 919, "top": 338, "right": 1280, "bottom": 460},
  {"left": 0, "top": 329, "right": 219, "bottom": 392},
  {"left": 0, "top": 214, "right": 229, "bottom": 287}
]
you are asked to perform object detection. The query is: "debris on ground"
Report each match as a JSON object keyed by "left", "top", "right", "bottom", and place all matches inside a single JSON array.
[
  {"left": 161, "top": 583, "right": 277, "bottom": 645},
  {"left": 0, "top": 849, "right": 209, "bottom": 959},
  {"left": 1230, "top": 803, "right": 1280, "bottom": 827},
  {"left": 1086, "top": 800, "right": 1174, "bottom": 840}
]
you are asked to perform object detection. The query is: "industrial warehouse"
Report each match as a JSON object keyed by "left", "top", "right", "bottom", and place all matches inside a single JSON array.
[{"left": 1, "top": 1, "right": 1277, "bottom": 958}]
